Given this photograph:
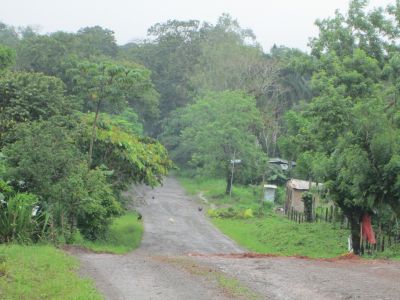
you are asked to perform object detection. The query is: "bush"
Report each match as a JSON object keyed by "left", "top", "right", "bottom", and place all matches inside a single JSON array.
[
  {"left": 0, "top": 192, "right": 44, "bottom": 243},
  {"left": 207, "top": 207, "right": 254, "bottom": 219},
  {"left": 274, "top": 186, "right": 286, "bottom": 205}
]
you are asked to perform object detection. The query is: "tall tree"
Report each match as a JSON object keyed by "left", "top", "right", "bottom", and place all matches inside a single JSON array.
[
  {"left": 162, "top": 91, "right": 266, "bottom": 193},
  {"left": 67, "top": 60, "right": 158, "bottom": 165},
  {"left": 0, "top": 71, "right": 78, "bottom": 143}
]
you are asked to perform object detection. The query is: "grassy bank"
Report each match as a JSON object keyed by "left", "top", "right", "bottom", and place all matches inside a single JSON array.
[
  {"left": 178, "top": 176, "right": 351, "bottom": 258},
  {"left": 178, "top": 175, "right": 400, "bottom": 259},
  {"left": 0, "top": 244, "right": 101, "bottom": 300},
  {"left": 179, "top": 177, "right": 262, "bottom": 206},
  {"left": 74, "top": 212, "right": 143, "bottom": 254},
  {"left": 213, "top": 216, "right": 349, "bottom": 258}
]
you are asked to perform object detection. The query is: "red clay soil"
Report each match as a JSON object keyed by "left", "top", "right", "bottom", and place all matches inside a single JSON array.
[{"left": 187, "top": 251, "right": 362, "bottom": 262}]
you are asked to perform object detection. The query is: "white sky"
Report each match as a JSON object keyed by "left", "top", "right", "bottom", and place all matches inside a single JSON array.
[{"left": 1, "top": 0, "right": 394, "bottom": 52}]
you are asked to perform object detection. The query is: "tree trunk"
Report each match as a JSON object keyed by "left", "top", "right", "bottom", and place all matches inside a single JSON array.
[
  {"left": 88, "top": 100, "right": 102, "bottom": 167},
  {"left": 349, "top": 213, "right": 361, "bottom": 255},
  {"left": 226, "top": 169, "right": 232, "bottom": 195}
]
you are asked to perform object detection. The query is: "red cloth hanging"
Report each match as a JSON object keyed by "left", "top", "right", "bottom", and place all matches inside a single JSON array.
[{"left": 362, "top": 214, "right": 376, "bottom": 244}]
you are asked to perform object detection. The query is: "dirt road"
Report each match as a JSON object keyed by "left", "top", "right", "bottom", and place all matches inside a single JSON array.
[{"left": 77, "top": 178, "right": 400, "bottom": 300}]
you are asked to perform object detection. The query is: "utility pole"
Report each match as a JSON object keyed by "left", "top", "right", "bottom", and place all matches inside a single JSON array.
[{"left": 229, "top": 150, "right": 241, "bottom": 198}]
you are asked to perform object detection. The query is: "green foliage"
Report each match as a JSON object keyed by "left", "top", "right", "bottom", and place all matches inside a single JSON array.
[
  {"left": 164, "top": 91, "right": 266, "bottom": 192},
  {"left": 16, "top": 35, "right": 70, "bottom": 77},
  {"left": 0, "top": 153, "right": 5, "bottom": 178},
  {"left": 73, "top": 212, "right": 143, "bottom": 254},
  {"left": 278, "top": 1, "right": 400, "bottom": 254},
  {"left": 0, "top": 45, "right": 15, "bottom": 70},
  {"left": 81, "top": 113, "right": 173, "bottom": 190},
  {"left": 190, "top": 14, "right": 266, "bottom": 94},
  {"left": 0, "top": 245, "right": 101, "bottom": 299},
  {"left": 76, "top": 26, "right": 118, "bottom": 58},
  {"left": 3, "top": 118, "right": 122, "bottom": 240},
  {"left": 108, "top": 108, "right": 143, "bottom": 136},
  {"left": 0, "top": 22, "right": 20, "bottom": 47},
  {"left": 0, "top": 192, "right": 42, "bottom": 243},
  {"left": 119, "top": 19, "right": 202, "bottom": 123},
  {"left": 179, "top": 174, "right": 349, "bottom": 258},
  {"left": 213, "top": 215, "right": 350, "bottom": 258},
  {"left": 274, "top": 186, "right": 286, "bottom": 205},
  {"left": 207, "top": 207, "right": 254, "bottom": 219},
  {"left": 68, "top": 59, "right": 158, "bottom": 115},
  {"left": 0, "top": 71, "right": 78, "bottom": 142},
  {"left": 302, "top": 192, "right": 313, "bottom": 222}
]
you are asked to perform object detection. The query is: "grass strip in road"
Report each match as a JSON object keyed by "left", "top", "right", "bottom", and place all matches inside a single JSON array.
[
  {"left": 0, "top": 244, "right": 101, "bottom": 300},
  {"left": 74, "top": 212, "right": 143, "bottom": 254},
  {"left": 161, "top": 257, "right": 260, "bottom": 300}
]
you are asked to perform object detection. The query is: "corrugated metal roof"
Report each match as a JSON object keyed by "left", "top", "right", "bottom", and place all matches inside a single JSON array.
[
  {"left": 264, "top": 184, "right": 277, "bottom": 189},
  {"left": 287, "top": 179, "right": 319, "bottom": 190},
  {"left": 269, "top": 158, "right": 297, "bottom": 166}
]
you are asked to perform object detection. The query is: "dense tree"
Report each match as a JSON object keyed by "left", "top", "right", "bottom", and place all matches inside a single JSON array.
[
  {"left": 119, "top": 20, "right": 202, "bottom": 125},
  {"left": 16, "top": 35, "right": 70, "bottom": 77},
  {"left": 162, "top": 91, "right": 266, "bottom": 193},
  {"left": 0, "top": 22, "right": 19, "bottom": 47},
  {"left": 76, "top": 26, "right": 118, "bottom": 58},
  {"left": 0, "top": 45, "right": 15, "bottom": 70},
  {"left": 0, "top": 71, "right": 79, "bottom": 143},
  {"left": 279, "top": 0, "right": 400, "bottom": 254},
  {"left": 79, "top": 113, "right": 173, "bottom": 191},
  {"left": 2, "top": 118, "right": 121, "bottom": 240},
  {"left": 66, "top": 60, "right": 158, "bottom": 165}
]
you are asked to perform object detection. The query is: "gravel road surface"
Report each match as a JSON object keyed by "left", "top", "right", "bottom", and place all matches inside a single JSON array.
[{"left": 77, "top": 177, "right": 400, "bottom": 300}]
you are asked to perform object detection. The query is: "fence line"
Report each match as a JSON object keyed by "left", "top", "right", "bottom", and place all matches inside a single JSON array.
[{"left": 285, "top": 205, "right": 399, "bottom": 254}]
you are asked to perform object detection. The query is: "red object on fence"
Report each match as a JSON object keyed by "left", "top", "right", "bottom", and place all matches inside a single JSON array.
[{"left": 362, "top": 214, "right": 376, "bottom": 244}]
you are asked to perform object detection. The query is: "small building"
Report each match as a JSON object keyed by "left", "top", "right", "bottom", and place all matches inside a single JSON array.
[
  {"left": 285, "top": 179, "right": 321, "bottom": 213},
  {"left": 263, "top": 184, "right": 277, "bottom": 202},
  {"left": 269, "top": 158, "right": 296, "bottom": 171}
]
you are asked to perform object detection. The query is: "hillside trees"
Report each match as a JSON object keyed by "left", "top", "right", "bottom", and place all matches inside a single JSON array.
[
  {"left": 0, "top": 71, "right": 78, "bottom": 143},
  {"left": 0, "top": 45, "right": 15, "bottom": 70},
  {"left": 2, "top": 118, "right": 122, "bottom": 240},
  {"left": 162, "top": 91, "right": 265, "bottom": 193},
  {"left": 0, "top": 26, "right": 172, "bottom": 243},
  {"left": 278, "top": 0, "right": 400, "bottom": 254},
  {"left": 66, "top": 60, "right": 159, "bottom": 165},
  {"left": 119, "top": 20, "right": 202, "bottom": 126}
]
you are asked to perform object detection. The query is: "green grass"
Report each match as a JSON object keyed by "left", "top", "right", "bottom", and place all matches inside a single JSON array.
[
  {"left": 178, "top": 176, "right": 262, "bottom": 206},
  {"left": 178, "top": 175, "right": 351, "bottom": 258},
  {"left": 0, "top": 244, "right": 101, "bottom": 300},
  {"left": 74, "top": 212, "right": 143, "bottom": 254},
  {"left": 213, "top": 215, "right": 350, "bottom": 258}
]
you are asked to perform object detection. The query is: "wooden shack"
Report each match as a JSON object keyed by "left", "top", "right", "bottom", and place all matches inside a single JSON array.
[{"left": 285, "top": 179, "right": 320, "bottom": 213}]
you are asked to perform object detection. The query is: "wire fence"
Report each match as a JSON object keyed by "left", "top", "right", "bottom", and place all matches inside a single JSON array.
[{"left": 285, "top": 205, "right": 400, "bottom": 254}]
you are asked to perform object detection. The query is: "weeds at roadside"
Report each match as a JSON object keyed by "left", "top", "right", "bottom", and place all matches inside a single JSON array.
[
  {"left": 0, "top": 244, "right": 101, "bottom": 300},
  {"left": 73, "top": 212, "right": 143, "bottom": 254}
]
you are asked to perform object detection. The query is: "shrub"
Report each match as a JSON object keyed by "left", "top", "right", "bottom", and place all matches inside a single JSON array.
[
  {"left": 207, "top": 207, "right": 255, "bottom": 219},
  {"left": 0, "top": 192, "right": 42, "bottom": 243}
]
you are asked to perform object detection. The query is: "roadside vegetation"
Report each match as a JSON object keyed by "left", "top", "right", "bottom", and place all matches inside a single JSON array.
[
  {"left": 0, "top": 245, "right": 101, "bottom": 300},
  {"left": 180, "top": 176, "right": 400, "bottom": 259},
  {"left": 179, "top": 176, "right": 350, "bottom": 258},
  {"left": 73, "top": 212, "right": 143, "bottom": 254},
  {"left": 1, "top": 0, "right": 400, "bottom": 297}
]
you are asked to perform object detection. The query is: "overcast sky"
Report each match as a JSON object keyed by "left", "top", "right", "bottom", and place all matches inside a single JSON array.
[{"left": 1, "top": 0, "right": 394, "bottom": 52}]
